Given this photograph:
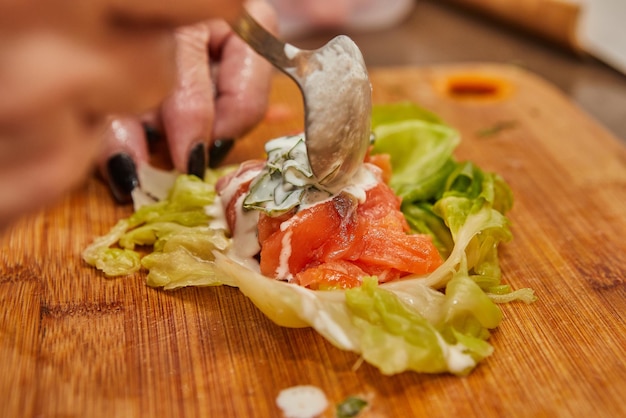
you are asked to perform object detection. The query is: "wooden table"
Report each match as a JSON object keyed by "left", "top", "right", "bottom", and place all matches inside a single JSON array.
[{"left": 2, "top": 65, "right": 625, "bottom": 417}]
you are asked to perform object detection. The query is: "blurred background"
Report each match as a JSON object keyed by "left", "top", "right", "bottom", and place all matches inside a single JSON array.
[{"left": 271, "top": 0, "right": 626, "bottom": 142}]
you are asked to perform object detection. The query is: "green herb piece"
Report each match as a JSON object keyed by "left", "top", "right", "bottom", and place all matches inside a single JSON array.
[{"left": 336, "top": 396, "right": 368, "bottom": 418}]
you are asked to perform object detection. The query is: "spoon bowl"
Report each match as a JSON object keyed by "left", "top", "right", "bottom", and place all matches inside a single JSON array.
[{"left": 231, "top": 11, "right": 372, "bottom": 188}]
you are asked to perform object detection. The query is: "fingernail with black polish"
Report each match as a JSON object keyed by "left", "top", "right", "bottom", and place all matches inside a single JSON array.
[
  {"left": 187, "top": 142, "right": 207, "bottom": 179},
  {"left": 106, "top": 153, "right": 139, "bottom": 204},
  {"left": 208, "top": 138, "right": 235, "bottom": 168}
]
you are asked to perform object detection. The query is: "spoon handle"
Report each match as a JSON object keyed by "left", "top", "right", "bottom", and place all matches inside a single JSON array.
[{"left": 230, "top": 10, "right": 296, "bottom": 69}]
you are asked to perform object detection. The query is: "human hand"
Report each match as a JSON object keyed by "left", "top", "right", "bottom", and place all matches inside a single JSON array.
[
  {"left": 98, "top": 0, "right": 277, "bottom": 203},
  {"left": 0, "top": 0, "right": 247, "bottom": 228}
]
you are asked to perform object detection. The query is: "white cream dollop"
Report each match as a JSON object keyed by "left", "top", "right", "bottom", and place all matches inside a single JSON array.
[{"left": 276, "top": 385, "right": 328, "bottom": 418}]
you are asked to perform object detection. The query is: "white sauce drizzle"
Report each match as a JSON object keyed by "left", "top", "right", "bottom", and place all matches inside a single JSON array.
[
  {"left": 205, "top": 196, "right": 227, "bottom": 231},
  {"left": 284, "top": 43, "right": 300, "bottom": 60},
  {"left": 295, "top": 287, "right": 355, "bottom": 350},
  {"left": 339, "top": 162, "right": 379, "bottom": 203},
  {"left": 220, "top": 165, "right": 262, "bottom": 206},
  {"left": 232, "top": 193, "right": 261, "bottom": 260},
  {"left": 276, "top": 385, "right": 328, "bottom": 418},
  {"left": 276, "top": 229, "right": 293, "bottom": 281},
  {"left": 435, "top": 334, "right": 476, "bottom": 374}
]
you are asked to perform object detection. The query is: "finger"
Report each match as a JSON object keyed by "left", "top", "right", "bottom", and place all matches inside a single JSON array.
[
  {"left": 97, "top": 115, "right": 149, "bottom": 203},
  {"left": 160, "top": 23, "right": 215, "bottom": 177},
  {"left": 209, "top": 1, "right": 276, "bottom": 143},
  {"left": 100, "top": 0, "right": 242, "bottom": 119}
]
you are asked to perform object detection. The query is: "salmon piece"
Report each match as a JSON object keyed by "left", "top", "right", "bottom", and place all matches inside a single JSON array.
[
  {"left": 257, "top": 211, "right": 294, "bottom": 244},
  {"left": 259, "top": 194, "right": 357, "bottom": 279},
  {"left": 295, "top": 260, "right": 365, "bottom": 290},
  {"left": 258, "top": 178, "right": 443, "bottom": 288}
]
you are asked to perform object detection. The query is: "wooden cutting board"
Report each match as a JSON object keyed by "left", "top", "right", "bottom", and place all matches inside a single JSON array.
[{"left": 2, "top": 65, "right": 625, "bottom": 418}]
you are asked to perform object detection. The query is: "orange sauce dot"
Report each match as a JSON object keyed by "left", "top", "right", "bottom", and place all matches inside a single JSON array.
[{"left": 441, "top": 74, "right": 513, "bottom": 101}]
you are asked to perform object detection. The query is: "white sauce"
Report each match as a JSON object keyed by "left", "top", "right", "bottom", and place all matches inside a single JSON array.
[
  {"left": 339, "top": 163, "right": 380, "bottom": 203},
  {"left": 220, "top": 165, "right": 262, "bottom": 207},
  {"left": 205, "top": 196, "right": 228, "bottom": 231},
  {"left": 276, "top": 230, "right": 293, "bottom": 280},
  {"left": 232, "top": 193, "right": 261, "bottom": 260},
  {"left": 284, "top": 43, "right": 300, "bottom": 60},
  {"left": 276, "top": 385, "right": 328, "bottom": 418},
  {"left": 296, "top": 287, "right": 355, "bottom": 350},
  {"left": 436, "top": 334, "right": 476, "bottom": 374}
]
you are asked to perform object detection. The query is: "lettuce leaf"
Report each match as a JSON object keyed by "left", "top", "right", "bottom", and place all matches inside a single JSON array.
[
  {"left": 371, "top": 103, "right": 522, "bottom": 296},
  {"left": 82, "top": 219, "right": 142, "bottom": 277},
  {"left": 83, "top": 173, "right": 231, "bottom": 287},
  {"left": 84, "top": 102, "right": 535, "bottom": 376},
  {"left": 215, "top": 254, "right": 496, "bottom": 375}
]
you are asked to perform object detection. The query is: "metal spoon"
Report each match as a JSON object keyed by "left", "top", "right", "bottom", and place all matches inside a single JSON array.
[{"left": 231, "top": 11, "right": 372, "bottom": 188}]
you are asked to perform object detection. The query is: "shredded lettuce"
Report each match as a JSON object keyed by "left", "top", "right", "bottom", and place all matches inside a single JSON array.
[
  {"left": 82, "top": 219, "right": 142, "bottom": 277},
  {"left": 83, "top": 173, "right": 232, "bottom": 288},
  {"left": 83, "top": 101, "right": 535, "bottom": 376}
]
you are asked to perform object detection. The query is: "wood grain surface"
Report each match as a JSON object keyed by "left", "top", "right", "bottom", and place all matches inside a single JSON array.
[{"left": 2, "top": 65, "right": 625, "bottom": 418}]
